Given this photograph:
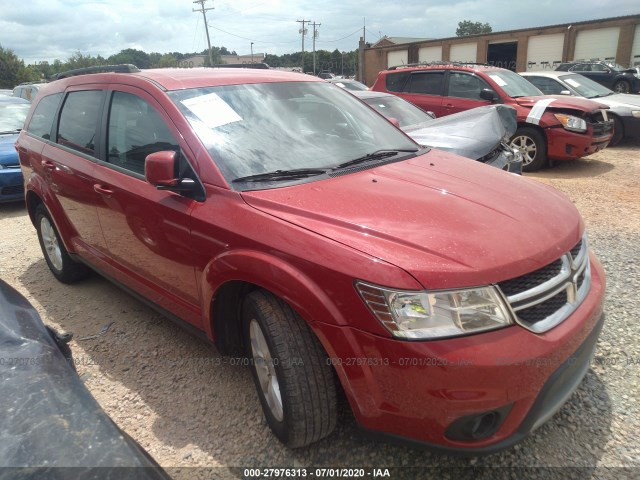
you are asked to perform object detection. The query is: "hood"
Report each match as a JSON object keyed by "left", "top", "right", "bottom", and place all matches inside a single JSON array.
[
  {"left": 0, "top": 133, "right": 19, "bottom": 167},
  {"left": 241, "top": 151, "right": 582, "bottom": 289},
  {"left": 404, "top": 105, "right": 516, "bottom": 160},
  {"left": 592, "top": 93, "right": 640, "bottom": 109},
  {"left": 514, "top": 95, "right": 609, "bottom": 112}
]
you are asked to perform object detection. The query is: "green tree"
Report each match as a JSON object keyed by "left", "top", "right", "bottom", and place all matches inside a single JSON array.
[
  {"left": 108, "top": 48, "right": 151, "bottom": 68},
  {"left": 456, "top": 20, "right": 492, "bottom": 36},
  {"left": 0, "top": 45, "right": 27, "bottom": 88}
]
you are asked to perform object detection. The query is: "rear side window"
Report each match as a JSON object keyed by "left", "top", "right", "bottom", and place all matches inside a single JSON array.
[
  {"left": 57, "top": 91, "right": 104, "bottom": 156},
  {"left": 525, "top": 76, "right": 565, "bottom": 95},
  {"left": 26, "top": 93, "right": 62, "bottom": 140},
  {"left": 385, "top": 72, "right": 410, "bottom": 92},
  {"left": 407, "top": 72, "right": 444, "bottom": 95},
  {"left": 106, "top": 92, "right": 179, "bottom": 175}
]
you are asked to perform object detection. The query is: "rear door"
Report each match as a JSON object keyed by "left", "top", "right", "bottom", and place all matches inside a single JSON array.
[
  {"left": 442, "top": 71, "right": 494, "bottom": 116},
  {"left": 398, "top": 71, "right": 445, "bottom": 116},
  {"left": 40, "top": 88, "right": 108, "bottom": 258},
  {"left": 91, "top": 86, "right": 202, "bottom": 326}
]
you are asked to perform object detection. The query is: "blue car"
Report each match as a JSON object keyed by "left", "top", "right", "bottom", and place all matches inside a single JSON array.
[{"left": 0, "top": 95, "right": 30, "bottom": 203}]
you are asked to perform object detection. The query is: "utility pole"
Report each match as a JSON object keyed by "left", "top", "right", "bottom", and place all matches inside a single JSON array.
[
  {"left": 311, "top": 21, "right": 321, "bottom": 75},
  {"left": 193, "top": 0, "right": 214, "bottom": 66},
  {"left": 297, "top": 19, "right": 310, "bottom": 73}
]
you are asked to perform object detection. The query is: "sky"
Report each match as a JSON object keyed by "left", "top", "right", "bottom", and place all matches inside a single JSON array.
[{"left": 2, "top": 0, "right": 639, "bottom": 65}]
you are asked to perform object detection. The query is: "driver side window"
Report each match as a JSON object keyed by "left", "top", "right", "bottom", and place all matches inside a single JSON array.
[{"left": 107, "top": 92, "right": 179, "bottom": 175}]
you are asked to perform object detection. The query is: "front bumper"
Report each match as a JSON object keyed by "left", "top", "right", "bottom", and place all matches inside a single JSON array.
[
  {"left": 546, "top": 127, "right": 612, "bottom": 161},
  {"left": 0, "top": 168, "right": 24, "bottom": 203},
  {"left": 314, "top": 253, "right": 605, "bottom": 453}
]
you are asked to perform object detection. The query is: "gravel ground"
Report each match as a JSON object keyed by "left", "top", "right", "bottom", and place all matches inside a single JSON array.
[{"left": 1, "top": 139, "right": 639, "bottom": 479}]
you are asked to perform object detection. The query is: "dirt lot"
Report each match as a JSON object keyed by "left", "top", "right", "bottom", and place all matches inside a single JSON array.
[{"left": 1, "top": 139, "right": 639, "bottom": 477}]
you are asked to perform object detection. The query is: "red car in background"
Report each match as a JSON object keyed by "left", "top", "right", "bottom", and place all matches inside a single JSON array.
[
  {"left": 371, "top": 64, "right": 614, "bottom": 171},
  {"left": 16, "top": 65, "right": 605, "bottom": 453}
]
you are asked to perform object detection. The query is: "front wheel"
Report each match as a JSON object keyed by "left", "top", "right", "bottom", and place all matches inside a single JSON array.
[
  {"left": 35, "top": 204, "right": 90, "bottom": 283},
  {"left": 510, "top": 127, "right": 547, "bottom": 172},
  {"left": 613, "top": 80, "right": 630, "bottom": 94},
  {"left": 610, "top": 116, "right": 624, "bottom": 146},
  {"left": 243, "top": 290, "right": 337, "bottom": 448}
]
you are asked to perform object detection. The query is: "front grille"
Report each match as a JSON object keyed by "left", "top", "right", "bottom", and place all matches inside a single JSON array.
[
  {"left": 0, "top": 184, "right": 24, "bottom": 196},
  {"left": 590, "top": 110, "right": 614, "bottom": 136},
  {"left": 497, "top": 235, "right": 591, "bottom": 333},
  {"left": 498, "top": 258, "right": 562, "bottom": 297}
]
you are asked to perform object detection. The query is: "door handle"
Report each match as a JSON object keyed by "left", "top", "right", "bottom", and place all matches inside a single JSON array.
[
  {"left": 93, "top": 184, "right": 114, "bottom": 197},
  {"left": 41, "top": 160, "right": 56, "bottom": 172}
]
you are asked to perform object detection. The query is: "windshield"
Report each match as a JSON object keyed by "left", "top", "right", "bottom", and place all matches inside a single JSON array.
[
  {"left": 0, "top": 103, "right": 29, "bottom": 132},
  {"left": 486, "top": 69, "right": 543, "bottom": 98},
  {"left": 559, "top": 74, "right": 614, "bottom": 98},
  {"left": 363, "top": 95, "right": 432, "bottom": 128},
  {"left": 169, "top": 82, "right": 418, "bottom": 189}
]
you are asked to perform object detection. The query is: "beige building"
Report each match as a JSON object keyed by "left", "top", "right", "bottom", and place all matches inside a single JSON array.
[
  {"left": 176, "top": 53, "right": 266, "bottom": 68},
  {"left": 361, "top": 14, "right": 640, "bottom": 86}
]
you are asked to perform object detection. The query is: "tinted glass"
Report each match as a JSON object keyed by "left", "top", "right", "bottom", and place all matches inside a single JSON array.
[
  {"left": 524, "top": 76, "right": 566, "bottom": 95},
  {"left": 26, "top": 93, "right": 62, "bottom": 139},
  {"left": 169, "top": 82, "right": 418, "bottom": 190},
  {"left": 107, "top": 92, "right": 179, "bottom": 175},
  {"left": 447, "top": 73, "right": 488, "bottom": 100},
  {"left": 57, "top": 91, "right": 103, "bottom": 156},
  {"left": 407, "top": 72, "right": 444, "bottom": 95},
  {"left": 385, "top": 72, "right": 410, "bottom": 92}
]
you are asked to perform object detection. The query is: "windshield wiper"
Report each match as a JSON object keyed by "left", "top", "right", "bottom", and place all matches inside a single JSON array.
[
  {"left": 232, "top": 167, "right": 328, "bottom": 183},
  {"left": 0, "top": 128, "right": 21, "bottom": 135},
  {"left": 332, "top": 149, "right": 418, "bottom": 170}
]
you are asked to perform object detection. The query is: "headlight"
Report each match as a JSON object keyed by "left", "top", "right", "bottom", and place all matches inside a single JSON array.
[
  {"left": 631, "top": 110, "right": 640, "bottom": 118},
  {"left": 553, "top": 113, "right": 587, "bottom": 133},
  {"left": 355, "top": 282, "right": 514, "bottom": 339}
]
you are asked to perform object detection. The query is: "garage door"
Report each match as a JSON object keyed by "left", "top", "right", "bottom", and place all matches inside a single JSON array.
[
  {"left": 387, "top": 50, "right": 408, "bottom": 68},
  {"left": 419, "top": 46, "right": 442, "bottom": 63},
  {"left": 631, "top": 24, "right": 640, "bottom": 66},
  {"left": 526, "top": 33, "right": 565, "bottom": 71},
  {"left": 573, "top": 27, "right": 620, "bottom": 62},
  {"left": 449, "top": 43, "right": 477, "bottom": 63}
]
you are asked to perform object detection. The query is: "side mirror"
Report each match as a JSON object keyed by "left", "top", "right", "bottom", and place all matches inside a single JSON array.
[
  {"left": 388, "top": 117, "right": 401, "bottom": 128},
  {"left": 145, "top": 151, "right": 178, "bottom": 187},
  {"left": 480, "top": 88, "right": 498, "bottom": 102},
  {"left": 560, "top": 90, "right": 572, "bottom": 96},
  {"left": 425, "top": 111, "right": 436, "bottom": 119}
]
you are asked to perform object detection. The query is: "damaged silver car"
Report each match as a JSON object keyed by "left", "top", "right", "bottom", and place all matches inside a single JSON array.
[{"left": 353, "top": 90, "right": 523, "bottom": 174}]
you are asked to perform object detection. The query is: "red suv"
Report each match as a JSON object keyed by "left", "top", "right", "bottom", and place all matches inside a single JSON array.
[
  {"left": 371, "top": 64, "right": 614, "bottom": 171},
  {"left": 17, "top": 65, "right": 605, "bottom": 453}
]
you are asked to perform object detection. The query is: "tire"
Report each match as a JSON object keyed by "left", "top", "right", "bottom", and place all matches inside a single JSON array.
[
  {"left": 610, "top": 116, "right": 624, "bottom": 146},
  {"left": 242, "top": 290, "right": 337, "bottom": 448},
  {"left": 613, "top": 80, "right": 630, "bottom": 94},
  {"left": 510, "top": 127, "right": 547, "bottom": 172},
  {"left": 35, "top": 204, "right": 90, "bottom": 284}
]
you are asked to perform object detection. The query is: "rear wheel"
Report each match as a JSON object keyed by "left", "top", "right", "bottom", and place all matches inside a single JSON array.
[
  {"left": 35, "top": 204, "right": 90, "bottom": 283},
  {"left": 510, "top": 127, "right": 547, "bottom": 172},
  {"left": 243, "top": 290, "right": 337, "bottom": 448},
  {"left": 613, "top": 80, "right": 630, "bottom": 94}
]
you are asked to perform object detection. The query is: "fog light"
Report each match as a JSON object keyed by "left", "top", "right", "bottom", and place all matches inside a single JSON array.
[{"left": 445, "top": 404, "right": 512, "bottom": 441}]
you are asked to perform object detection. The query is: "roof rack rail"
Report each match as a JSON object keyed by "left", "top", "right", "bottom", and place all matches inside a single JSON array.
[
  {"left": 387, "top": 61, "right": 494, "bottom": 70},
  {"left": 50, "top": 64, "right": 140, "bottom": 81},
  {"left": 208, "top": 62, "right": 270, "bottom": 69}
]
